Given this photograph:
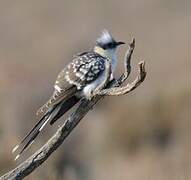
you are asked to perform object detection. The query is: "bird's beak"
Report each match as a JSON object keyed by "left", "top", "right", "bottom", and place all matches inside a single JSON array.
[{"left": 116, "top": 41, "right": 125, "bottom": 46}]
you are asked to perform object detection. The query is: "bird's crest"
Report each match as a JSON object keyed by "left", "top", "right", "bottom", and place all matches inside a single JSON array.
[{"left": 96, "top": 29, "right": 115, "bottom": 47}]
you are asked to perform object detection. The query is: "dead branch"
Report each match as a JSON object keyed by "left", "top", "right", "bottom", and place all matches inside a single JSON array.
[
  {"left": 0, "top": 38, "right": 146, "bottom": 180},
  {"left": 96, "top": 61, "right": 146, "bottom": 96}
]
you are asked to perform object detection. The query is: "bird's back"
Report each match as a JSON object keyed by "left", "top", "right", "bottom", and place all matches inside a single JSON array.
[{"left": 36, "top": 51, "right": 107, "bottom": 118}]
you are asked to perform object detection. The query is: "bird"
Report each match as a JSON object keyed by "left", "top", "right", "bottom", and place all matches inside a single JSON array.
[{"left": 12, "top": 30, "right": 125, "bottom": 160}]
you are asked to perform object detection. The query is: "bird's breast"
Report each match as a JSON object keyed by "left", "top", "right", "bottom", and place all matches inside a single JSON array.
[
  {"left": 77, "top": 70, "right": 106, "bottom": 100},
  {"left": 111, "top": 57, "right": 117, "bottom": 73}
]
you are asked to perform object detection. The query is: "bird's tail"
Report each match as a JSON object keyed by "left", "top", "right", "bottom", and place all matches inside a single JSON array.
[
  {"left": 12, "top": 96, "right": 80, "bottom": 160},
  {"left": 12, "top": 104, "right": 61, "bottom": 161},
  {"left": 49, "top": 96, "right": 79, "bottom": 125}
]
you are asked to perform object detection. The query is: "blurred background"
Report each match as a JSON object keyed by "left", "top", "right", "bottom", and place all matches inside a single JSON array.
[{"left": 0, "top": 0, "right": 191, "bottom": 179}]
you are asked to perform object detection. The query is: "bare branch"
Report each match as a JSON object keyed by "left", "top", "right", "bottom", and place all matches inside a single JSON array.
[
  {"left": 96, "top": 61, "right": 146, "bottom": 96},
  {"left": 117, "top": 38, "right": 135, "bottom": 84},
  {"left": 0, "top": 98, "right": 100, "bottom": 180},
  {"left": 0, "top": 39, "right": 146, "bottom": 180}
]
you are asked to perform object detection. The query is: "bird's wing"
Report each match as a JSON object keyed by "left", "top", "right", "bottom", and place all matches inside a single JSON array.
[
  {"left": 36, "top": 86, "right": 77, "bottom": 119},
  {"left": 36, "top": 52, "right": 106, "bottom": 118},
  {"left": 12, "top": 52, "right": 108, "bottom": 159},
  {"left": 49, "top": 96, "right": 80, "bottom": 125}
]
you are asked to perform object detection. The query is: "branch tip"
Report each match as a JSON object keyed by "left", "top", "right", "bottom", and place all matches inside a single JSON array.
[
  {"left": 138, "top": 61, "right": 146, "bottom": 72},
  {"left": 138, "top": 61, "right": 146, "bottom": 81},
  {"left": 129, "top": 37, "right": 135, "bottom": 48}
]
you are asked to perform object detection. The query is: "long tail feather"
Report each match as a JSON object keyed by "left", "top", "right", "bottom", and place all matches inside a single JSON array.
[
  {"left": 13, "top": 114, "right": 51, "bottom": 160},
  {"left": 15, "top": 130, "right": 40, "bottom": 161},
  {"left": 50, "top": 96, "right": 79, "bottom": 125},
  {"left": 12, "top": 96, "right": 79, "bottom": 160},
  {"left": 12, "top": 112, "right": 50, "bottom": 154},
  {"left": 13, "top": 104, "right": 62, "bottom": 160}
]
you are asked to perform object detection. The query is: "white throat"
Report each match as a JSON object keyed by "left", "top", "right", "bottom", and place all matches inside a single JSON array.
[{"left": 94, "top": 46, "right": 117, "bottom": 74}]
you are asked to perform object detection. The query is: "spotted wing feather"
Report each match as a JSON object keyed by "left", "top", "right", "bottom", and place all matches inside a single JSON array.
[{"left": 36, "top": 52, "right": 106, "bottom": 118}]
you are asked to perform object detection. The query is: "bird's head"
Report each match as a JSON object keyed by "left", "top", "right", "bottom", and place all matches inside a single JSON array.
[{"left": 94, "top": 30, "right": 125, "bottom": 58}]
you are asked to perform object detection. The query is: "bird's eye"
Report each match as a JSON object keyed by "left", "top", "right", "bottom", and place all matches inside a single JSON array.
[{"left": 107, "top": 43, "right": 113, "bottom": 48}]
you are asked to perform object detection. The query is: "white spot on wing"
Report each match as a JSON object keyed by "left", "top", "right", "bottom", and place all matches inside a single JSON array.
[
  {"left": 65, "top": 74, "right": 82, "bottom": 89},
  {"left": 76, "top": 72, "right": 83, "bottom": 78},
  {"left": 93, "top": 69, "right": 100, "bottom": 74},
  {"left": 79, "top": 67, "right": 88, "bottom": 74},
  {"left": 73, "top": 68, "right": 77, "bottom": 73},
  {"left": 54, "top": 85, "right": 62, "bottom": 92}
]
